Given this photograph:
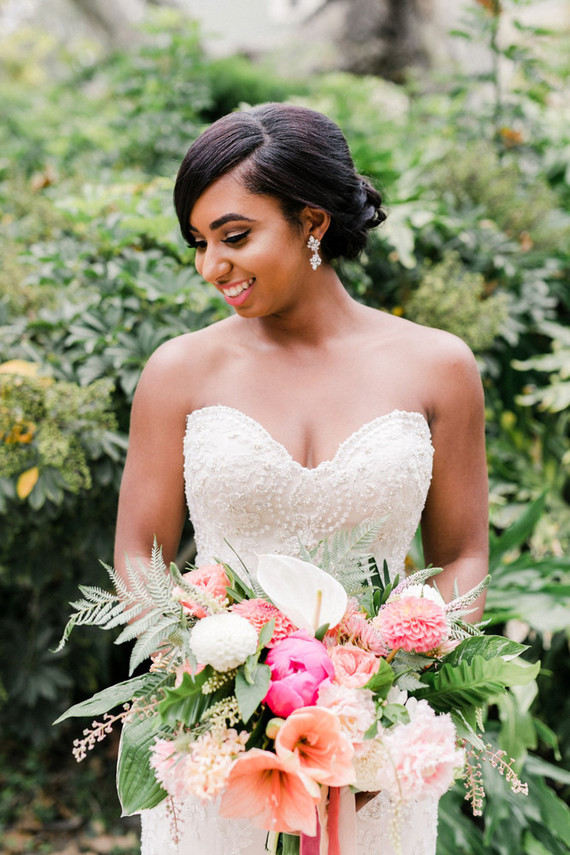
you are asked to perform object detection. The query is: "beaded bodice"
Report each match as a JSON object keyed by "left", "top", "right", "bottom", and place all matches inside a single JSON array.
[{"left": 183, "top": 406, "right": 434, "bottom": 576}]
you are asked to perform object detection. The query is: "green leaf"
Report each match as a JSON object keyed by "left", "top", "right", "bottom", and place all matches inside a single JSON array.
[
  {"left": 314, "top": 622, "right": 330, "bottom": 641},
  {"left": 158, "top": 668, "right": 223, "bottom": 726},
  {"left": 257, "top": 618, "right": 275, "bottom": 652},
  {"left": 117, "top": 714, "right": 167, "bottom": 816},
  {"left": 363, "top": 658, "right": 395, "bottom": 699},
  {"left": 489, "top": 494, "right": 546, "bottom": 570},
  {"left": 444, "top": 635, "right": 529, "bottom": 666},
  {"left": 416, "top": 656, "right": 540, "bottom": 725},
  {"left": 235, "top": 662, "right": 271, "bottom": 724},
  {"left": 53, "top": 675, "right": 151, "bottom": 724}
]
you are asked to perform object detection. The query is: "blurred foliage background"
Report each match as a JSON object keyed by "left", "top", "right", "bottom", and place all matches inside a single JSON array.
[{"left": 0, "top": 0, "right": 569, "bottom": 853}]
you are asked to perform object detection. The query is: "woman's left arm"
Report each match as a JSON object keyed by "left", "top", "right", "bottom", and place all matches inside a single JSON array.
[{"left": 421, "top": 336, "right": 489, "bottom": 622}]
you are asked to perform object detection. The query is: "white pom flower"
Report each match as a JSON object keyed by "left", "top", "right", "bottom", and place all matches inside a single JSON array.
[
  {"left": 190, "top": 613, "right": 258, "bottom": 672},
  {"left": 397, "top": 584, "right": 445, "bottom": 607}
]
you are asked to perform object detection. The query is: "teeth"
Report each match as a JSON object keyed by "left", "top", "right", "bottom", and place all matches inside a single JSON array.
[{"left": 223, "top": 278, "right": 254, "bottom": 297}]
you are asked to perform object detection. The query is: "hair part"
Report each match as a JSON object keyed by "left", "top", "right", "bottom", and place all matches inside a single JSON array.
[{"left": 174, "top": 102, "right": 386, "bottom": 261}]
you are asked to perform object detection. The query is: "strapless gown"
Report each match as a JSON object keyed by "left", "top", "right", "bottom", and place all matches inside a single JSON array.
[{"left": 140, "top": 406, "right": 438, "bottom": 855}]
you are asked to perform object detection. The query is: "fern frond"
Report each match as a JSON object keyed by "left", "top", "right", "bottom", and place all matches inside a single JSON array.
[
  {"left": 169, "top": 562, "right": 227, "bottom": 614},
  {"left": 128, "top": 615, "right": 182, "bottom": 674},
  {"left": 114, "top": 608, "right": 166, "bottom": 646},
  {"left": 327, "top": 518, "right": 386, "bottom": 573}
]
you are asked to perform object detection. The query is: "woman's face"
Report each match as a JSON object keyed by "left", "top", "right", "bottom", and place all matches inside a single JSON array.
[{"left": 188, "top": 170, "right": 313, "bottom": 318}]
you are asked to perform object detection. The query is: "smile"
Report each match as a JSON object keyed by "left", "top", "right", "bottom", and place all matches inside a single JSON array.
[{"left": 222, "top": 278, "right": 255, "bottom": 298}]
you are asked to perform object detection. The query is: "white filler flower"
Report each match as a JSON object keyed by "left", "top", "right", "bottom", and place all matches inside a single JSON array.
[{"left": 189, "top": 613, "right": 258, "bottom": 672}]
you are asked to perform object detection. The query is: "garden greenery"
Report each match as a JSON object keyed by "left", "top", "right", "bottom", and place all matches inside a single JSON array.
[{"left": 0, "top": 2, "right": 568, "bottom": 852}]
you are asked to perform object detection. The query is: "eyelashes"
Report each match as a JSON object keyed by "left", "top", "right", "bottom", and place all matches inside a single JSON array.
[
  {"left": 193, "top": 230, "right": 251, "bottom": 251},
  {"left": 224, "top": 230, "right": 251, "bottom": 244}
]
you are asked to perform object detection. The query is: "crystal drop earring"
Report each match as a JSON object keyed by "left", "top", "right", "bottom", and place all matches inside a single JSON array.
[{"left": 307, "top": 236, "right": 321, "bottom": 271}]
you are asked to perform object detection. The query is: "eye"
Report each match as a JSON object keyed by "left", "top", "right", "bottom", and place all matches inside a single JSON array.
[
  {"left": 193, "top": 239, "right": 207, "bottom": 251},
  {"left": 223, "top": 230, "right": 251, "bottom": 245}
]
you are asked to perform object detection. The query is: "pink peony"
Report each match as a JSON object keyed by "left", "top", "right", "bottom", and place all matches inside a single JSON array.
[
  {"left": 372, "top": 700, "right": 464, "bottom": 801},
  {"left": 231, "top": 598, "right": 297, "bottom": 646},
  {"left": 264, "top": 631, "right": 335, "bottom": 717},
  {"left": 172, "top": 563, "right": 229, "bottom": 618},
  {"left": 317, "top": 680, "right": 376, "bottom": 744},
  {"left": 328, "top": 644, "right": 381, "bottom": 689},
  {"left": 373, "top": 596, "right": 449, "bottom": 653},
  {"left": 275, "top": 706, "right": 355, "bottom": 787},
  {"left": 219, "top": 748, "right": 320, "bottom": 835}
]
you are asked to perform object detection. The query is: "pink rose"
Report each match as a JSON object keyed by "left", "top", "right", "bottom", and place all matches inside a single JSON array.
[
  {"left": 328, "top": 644, "right": 380, "bottom": 688},
  {"left": 173, "top": 563, "right": 229, "bottom": 618},
  {"left": 264, "top": 631, "right": 335, "bottom": 717}
]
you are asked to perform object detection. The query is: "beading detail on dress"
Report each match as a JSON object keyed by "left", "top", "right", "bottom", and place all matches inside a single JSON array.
[
  {"left": 183, "top": 405, "right": 434, "bottom": 578},
  {"left": 141, "top": 404, "right": 438, "bottom": 854}
]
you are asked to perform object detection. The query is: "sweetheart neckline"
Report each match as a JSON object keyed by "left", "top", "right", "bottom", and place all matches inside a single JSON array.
[{"left": 185, "top": 405, "right": 432, "bottom": 473}]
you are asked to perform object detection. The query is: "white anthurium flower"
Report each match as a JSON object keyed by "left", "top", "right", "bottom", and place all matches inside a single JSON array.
[{"left": 256, "top": 554, "right": 348, "bottom": 634}]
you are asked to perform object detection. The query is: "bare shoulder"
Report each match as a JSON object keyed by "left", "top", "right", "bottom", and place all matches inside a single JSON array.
[
  {"left": 399, "top": 318, "right": 483, "bottom": 423},
  {"left": 132, "top": 316, "right": 239, "bottom": 416},
  {"left": 366, "top": 310, "right": 483, "bottom": 420}
]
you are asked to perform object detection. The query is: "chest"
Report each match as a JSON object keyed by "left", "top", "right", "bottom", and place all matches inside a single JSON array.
[{"left": 196, "top": 348, "right": 428, "bottom": 470}]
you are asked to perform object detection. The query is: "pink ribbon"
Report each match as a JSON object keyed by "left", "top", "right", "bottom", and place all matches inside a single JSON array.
[{"left": 300, "top": 787, "right": 357, "bottom": 855}]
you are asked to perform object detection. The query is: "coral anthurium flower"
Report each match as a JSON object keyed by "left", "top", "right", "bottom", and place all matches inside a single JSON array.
[
  {"left": 257, "top": 554, "right": 347, "bottom": 633},
  {"left": 218, "top": 748, "right": 320, "bottom": 835},
  {"left": 275, "top": 706, "right": 355, "bottom": 787}
]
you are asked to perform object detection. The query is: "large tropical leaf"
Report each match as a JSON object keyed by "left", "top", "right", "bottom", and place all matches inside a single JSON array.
[
  {"left": 158, "top": 667, "right": 232, "bottom": 727},
  {"left": 53, "top": 675, "right": 152, "bottom": 724},
  {"left": 116, "top": 713, "right": 168, "bottom": 815},
  {"left": 416, "top": 656, "right": 540, "bottom": 725}
]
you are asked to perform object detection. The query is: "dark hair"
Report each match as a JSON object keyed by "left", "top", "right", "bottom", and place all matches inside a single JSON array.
[{"left": 174, "top": 102, "right": 386, "bottom": 261}]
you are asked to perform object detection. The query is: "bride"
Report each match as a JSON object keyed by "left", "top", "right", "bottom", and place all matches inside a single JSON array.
[{"left": 114, "top": 103, "right": 489, "bottom": 854}]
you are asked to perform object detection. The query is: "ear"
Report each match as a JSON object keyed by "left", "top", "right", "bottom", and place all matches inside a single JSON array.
[{"left": 300, "top": 206, "right": 330, "bottom": 242}]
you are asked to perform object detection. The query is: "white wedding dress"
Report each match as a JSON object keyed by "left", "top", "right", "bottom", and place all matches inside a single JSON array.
[{"left": 140, "top": 405, "right": 438, "bottom": 855}]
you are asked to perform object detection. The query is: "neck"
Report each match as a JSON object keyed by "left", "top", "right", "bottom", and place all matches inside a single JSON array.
[{"left": 245, "top": 268, "right": 362, "bottom": 348}]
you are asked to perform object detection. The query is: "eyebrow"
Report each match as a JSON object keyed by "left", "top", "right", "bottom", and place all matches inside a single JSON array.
[{"left": 188, "top": 213, "right": 256, "bottom": 233}]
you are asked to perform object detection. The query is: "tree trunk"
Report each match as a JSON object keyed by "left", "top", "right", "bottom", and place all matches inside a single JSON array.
[{"left": 339, "top": 0, "right": 437, "bottom": 80}]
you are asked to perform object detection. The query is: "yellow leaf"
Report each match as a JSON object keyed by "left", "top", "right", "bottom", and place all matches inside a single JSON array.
[
  {"left": 17, "top": 467, "right": 39, "bottom": 499},
  {"left": 0, "top": 360, "right": 40, "bottom": 377}
]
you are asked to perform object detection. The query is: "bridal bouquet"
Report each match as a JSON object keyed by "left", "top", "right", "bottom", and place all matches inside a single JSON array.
[{"left": 56, "top": 522, "right": 536, "bottom": 854}]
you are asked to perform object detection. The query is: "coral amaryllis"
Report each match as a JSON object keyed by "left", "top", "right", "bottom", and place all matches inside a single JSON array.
[
  {"left": 219, "top": 748, "right": 320, "bottom": 835},
  {"left": 275, "top": 706, "right": 355, "bottom": 787}
]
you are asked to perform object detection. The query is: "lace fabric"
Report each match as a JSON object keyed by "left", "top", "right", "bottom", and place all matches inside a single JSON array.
[{"left": 141, "top": 405, "right": 438, "bottom": 854}]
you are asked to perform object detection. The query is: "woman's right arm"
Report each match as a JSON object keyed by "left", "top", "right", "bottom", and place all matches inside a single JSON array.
[{"left": 114, "top": 342, "right": 191, "bottom": 583}]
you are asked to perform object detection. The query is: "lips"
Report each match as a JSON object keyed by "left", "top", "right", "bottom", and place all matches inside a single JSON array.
[{"left": 219, "top": 277, "right": 255, "bottom": 307}]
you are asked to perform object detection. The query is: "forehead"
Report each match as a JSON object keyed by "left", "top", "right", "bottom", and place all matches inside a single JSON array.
[{"left": 189, "top": 169, "right": 284, "bottom": 231}]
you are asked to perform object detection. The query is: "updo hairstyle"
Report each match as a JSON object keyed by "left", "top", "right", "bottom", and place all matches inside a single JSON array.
[{"left": 174, "top": 103, "right": 386, "bottom": 261}]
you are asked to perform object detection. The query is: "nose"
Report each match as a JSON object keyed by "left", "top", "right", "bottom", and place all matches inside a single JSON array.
[{"left": 196, "top": 244, "right": 232, "bottom": 284}]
